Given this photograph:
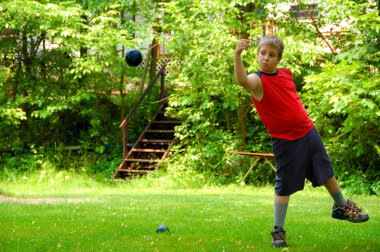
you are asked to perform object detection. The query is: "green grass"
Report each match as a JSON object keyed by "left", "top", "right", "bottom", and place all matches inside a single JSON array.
[{"left": 0, "top": 170, "right": 379, "bottom": 252}]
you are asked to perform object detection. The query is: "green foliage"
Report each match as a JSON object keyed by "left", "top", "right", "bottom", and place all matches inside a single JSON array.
[
  {"left": 0, "top": 0, "right": 156, "bottom": 150},
  {"left": 300, "top": 0, "right": 380, "bottom": 194},
  {"left": 303, "top": 61, "right": 379, "bottom": 156},
  {"left": 161, "top": 1, "right": 271, "bottom": 181},
  {"left": 339, "top": 171, "right": 377, "bottom": 195},
  {"left": 0, "top": 144, "right": 123, "bottom": 183},
  {"left": 160, "top": 0, "right": 380, "bottom": 191},
  {"left": 0, "top": 0, "right": 378, "bottom": 191},
  {"left": 303, "top": 60, "right": 379, "bottom": 194}
]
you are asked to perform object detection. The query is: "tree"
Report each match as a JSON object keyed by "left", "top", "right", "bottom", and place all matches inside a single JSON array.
[
  {"left": 0, "top": 0, "right": 155, "bottom": 150},
  {"left": 160, "top": 0, "right": 379, "bottom": 188},
  {"left": 301, "top": 0, "right": 379, "bottom": 193}
]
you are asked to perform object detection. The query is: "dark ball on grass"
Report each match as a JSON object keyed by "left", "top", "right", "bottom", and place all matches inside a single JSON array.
[
  {"left": 125, "top": 49, "right": 142, "bottom": 67},
  {"left": 156, "top": 225, "right": 169, "bottom": 233}
]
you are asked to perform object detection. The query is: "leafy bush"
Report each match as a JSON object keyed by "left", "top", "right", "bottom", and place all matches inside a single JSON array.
[{"left": 0, "top": 0, "right": 154, "bottom": 150}]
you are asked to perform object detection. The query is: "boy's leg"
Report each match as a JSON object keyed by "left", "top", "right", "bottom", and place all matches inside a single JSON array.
[
  {"left": 274, "top": 195, "right": 289, "bottom": 228},
  {"left": 324, "top": 176, "right": 369, "bottom": 223},
  {"left": 324, "top": 176, "right": 347, "bottom": 206},
  {"left": 271, "top": 195, "right": 289, "bottom": 247},
  {"left": 324, "top": 176, "right": 340, "bottom": 192},
  {"left": 305, "top": 128, "right": 369, "bottom": 222}
]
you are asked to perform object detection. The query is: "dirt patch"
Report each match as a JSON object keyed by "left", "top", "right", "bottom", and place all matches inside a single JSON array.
[{"left": 0, "top": 195, "right": 100, "bottom": 204}]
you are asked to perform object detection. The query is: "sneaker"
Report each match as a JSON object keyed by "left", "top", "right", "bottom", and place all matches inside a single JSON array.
[
  {"left": 332, "top": 199, "right": 369, "bottom": 223},
  {"left": 271, "top": 226, "right": 287, "bottom": 247}
]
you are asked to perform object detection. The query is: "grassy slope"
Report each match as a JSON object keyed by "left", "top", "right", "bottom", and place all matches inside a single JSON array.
[{"left": 0, "top": 172, "right": 378, "bottom": 252}]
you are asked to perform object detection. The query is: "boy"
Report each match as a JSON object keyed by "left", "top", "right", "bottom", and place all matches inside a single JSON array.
[{"left": 234, "top": 35, "right": 369, "bottom": 247}]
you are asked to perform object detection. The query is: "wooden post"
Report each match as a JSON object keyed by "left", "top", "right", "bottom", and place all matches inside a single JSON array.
[
  {"left": 122, "top": 124, "right": 128, "bottom": 159},
  {"left": 150, "top": 23, "right": 160, "bottom": 84},
  {"left": 160, "top": 64, "right": 165, "bottom": 100},
  {"left": 241, "top": 157, "right": 261, "bottom": 183}
]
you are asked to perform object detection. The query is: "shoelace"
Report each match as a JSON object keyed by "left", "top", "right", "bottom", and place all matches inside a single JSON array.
[
  {"left": 341, "top": 200, "right": 362, "bottom": 219},
  {"left": 272, "top": 230, "right": 286, "bottom": 240}
]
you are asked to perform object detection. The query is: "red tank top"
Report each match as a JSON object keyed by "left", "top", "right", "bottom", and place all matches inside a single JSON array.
[{"left": 252, "top": 68, "right": 314, "bottom": 140}]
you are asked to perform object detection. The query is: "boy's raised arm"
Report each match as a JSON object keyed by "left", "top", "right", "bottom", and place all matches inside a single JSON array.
[{"left": 234, "top": 39, "right": 262, "bottom": 97}]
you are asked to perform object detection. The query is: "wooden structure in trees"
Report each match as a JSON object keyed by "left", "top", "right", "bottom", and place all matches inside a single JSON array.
[{"left": 113, "top": 57, "right": 180, "bottom": 179}]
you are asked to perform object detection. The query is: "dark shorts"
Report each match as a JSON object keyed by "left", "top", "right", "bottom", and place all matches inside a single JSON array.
[{"left": 271, "top": 127, "right": 335, "bottom": 196}]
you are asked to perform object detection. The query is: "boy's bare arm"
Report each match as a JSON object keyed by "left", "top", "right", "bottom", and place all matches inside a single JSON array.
[{"left": 234, "top": 39, "right": 262, "bottom": 99}]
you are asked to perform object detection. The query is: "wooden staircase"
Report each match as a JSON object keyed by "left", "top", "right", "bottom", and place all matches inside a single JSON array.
[{"left": 113, "top": 104, "right": 180, "bottom": 178}]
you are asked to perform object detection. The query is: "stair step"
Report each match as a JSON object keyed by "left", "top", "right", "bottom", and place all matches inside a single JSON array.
[
  {"left": 118, "top": 169, "right": 151, "bottom": 174},
  {"left": 131, "top": 148, "right": 167, "bottom": 153},
  {"left": 119, "top": 166, "right": 156, "bottom": 171},
  {"left": 116, "top": 103, "right": 179, "bottom": 179},
  {"left": 145, "top": 130, "right": 175, "bottom": 133},
  {"left": 151, "top": 120, "right": 181, "bottom": 124},
  {"left": 125, "top": 158, "right": 161, "bottom": 163},
  {"left": 139, "top": 139, "right": 173, "bottom": 143}
]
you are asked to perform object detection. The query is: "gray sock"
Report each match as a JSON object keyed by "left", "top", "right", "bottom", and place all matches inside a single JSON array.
[
  {"left": 330, "top": 189, "right": 347, "bottom": 206},
  {"left": 274, "top": 202, "right": 288, "bottom": 229}
]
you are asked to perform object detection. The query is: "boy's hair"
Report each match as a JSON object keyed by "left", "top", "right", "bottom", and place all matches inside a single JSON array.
[{"left": 258, "top": 35, "right": 284, "bottom": 58}]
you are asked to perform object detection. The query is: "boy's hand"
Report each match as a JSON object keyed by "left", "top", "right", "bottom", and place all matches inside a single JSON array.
[{"left": 235, "top": 39, "right": 251, "bottom": 55}]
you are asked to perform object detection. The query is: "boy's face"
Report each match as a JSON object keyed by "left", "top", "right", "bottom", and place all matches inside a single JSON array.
[{"left": 257, "top": 45, "right": 282, "bottom": 74}]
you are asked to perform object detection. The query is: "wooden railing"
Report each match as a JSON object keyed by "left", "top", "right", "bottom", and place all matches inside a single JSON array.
[{"left": 119, "top": 62, "right": 168, "bottom": 159}]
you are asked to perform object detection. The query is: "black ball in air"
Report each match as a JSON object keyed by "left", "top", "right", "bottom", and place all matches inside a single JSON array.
[{"left": 125, "top": 49, "right": 142, "bottom": 67}]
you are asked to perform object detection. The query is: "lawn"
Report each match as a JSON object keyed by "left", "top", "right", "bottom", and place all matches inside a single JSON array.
[{"left": 0, "top": 171, "right": 379, "bottom": 252}]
